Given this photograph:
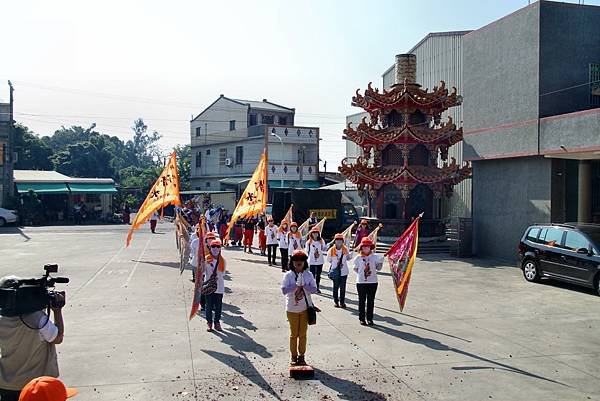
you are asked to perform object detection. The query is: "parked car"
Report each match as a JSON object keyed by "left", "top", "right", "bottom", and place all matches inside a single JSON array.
[
  {"left": 0, "top": 208, "right": 18, "bottom": 226},
  {"left": 518, "top": 223, "right": 600, "bottom": 295}
]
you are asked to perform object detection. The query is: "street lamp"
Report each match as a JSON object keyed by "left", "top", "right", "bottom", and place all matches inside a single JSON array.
[{"left": 271, "top": 130, "right": 284, "bottom": 188}]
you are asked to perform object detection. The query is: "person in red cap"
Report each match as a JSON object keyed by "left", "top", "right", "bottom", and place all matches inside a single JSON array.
[
  {"left": 327, "top": 233, "right": 353, "bottom": 308},
  {"left": 277, "top": 220, "right": 291, "bottom": 272},
  {"left": 353, "top": 237, "right": 383, "bottom": 326},
  {"left": 203, "top": 239, "right": 227, "bottom": 332},
  {"left": 265, "top": 216, "right": 278, "bottom": 266},
  {"left": 287, "top": 222, "right": 303, "bottom": 253},
  {"left": 305, "top": 226, "right": 327, "bottom": 293},
  {"left": 353, "top": 219, "right": 369, "bottom": 249},
  {"left": 18, "top": 376, "right": 77, "bottom": 401},
  {"left": 281, "top": 250, "right": 318, "bottom": 366}
]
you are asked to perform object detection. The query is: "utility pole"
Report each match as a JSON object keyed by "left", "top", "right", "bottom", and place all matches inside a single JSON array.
[{"left": 7, "top": 81, "right": 15, "bottom": 203}]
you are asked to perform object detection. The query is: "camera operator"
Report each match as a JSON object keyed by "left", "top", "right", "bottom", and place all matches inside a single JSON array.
[{"left": 0, "top": 276, "right": 65, "bottom": 401}]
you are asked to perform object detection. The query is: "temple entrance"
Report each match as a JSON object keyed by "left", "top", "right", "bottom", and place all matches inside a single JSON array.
[
  {"left": 408, "top": 184, "right": 433, "bottom": 219},
  {"left": 382, "top": 184, "right": 403, "bottom": 219}
]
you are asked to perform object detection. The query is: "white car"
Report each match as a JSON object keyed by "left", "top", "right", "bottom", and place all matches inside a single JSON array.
[{"left": 0, "top": 208, "right": 18, "bottom": 226}]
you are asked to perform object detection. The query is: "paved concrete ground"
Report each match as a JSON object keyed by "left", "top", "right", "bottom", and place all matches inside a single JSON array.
[{"left": 0, "top": 223, "right": 599, "bottom": 401}]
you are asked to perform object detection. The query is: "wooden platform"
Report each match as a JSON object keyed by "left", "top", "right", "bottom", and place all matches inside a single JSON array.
[{"left": 289, "top": 365, "right": 315, "bottom": 379}]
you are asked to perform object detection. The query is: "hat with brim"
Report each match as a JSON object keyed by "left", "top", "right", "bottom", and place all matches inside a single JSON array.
[
  {"left": 334, "top": 233, "right": 345, "bottom": 240},
  {"left": 19, "top": 376, "right": 78, "bottom": 401},
  {"left": 309, "top": 226, "right": 321, "bottom": 234},
  {"left": 289, "top": 250, "right": 308, "bottom": 262},
  {"left": 360, "top": 237, "right": 375, "bottom": 249}
]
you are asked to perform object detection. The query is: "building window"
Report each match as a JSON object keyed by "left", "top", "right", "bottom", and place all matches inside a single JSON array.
[
  {"left": 195, "top": 151, "right": 202, "bottom": 168},
  {"left": 229, "top": 120, "right": 236, "bottom": 131},
  {"left": 206, "top": 149, "right": 211, "bottom": 156},
  {"left": 219, "top": 148, "right": 227, "bottom": 166},
  {"left": 195, "top": 126, "right": 202, "bottom": 137},
  {"left": 206, "top": 182, "right": 211, "bottom": 188},
  {"left": 262, "top": 115, "right": 274, "bottom": 124},
  {"left": 590, "top": 63, "right": 600, "bottom": 107},
  {"left": 235, "top": 146, "right": 243, "bottom": 165},
  {"left": 278, "top": 116, "right": 288, "bottom": 125},
  {"left": 249, "top": 114, "right": 257, "bottom": 126}
]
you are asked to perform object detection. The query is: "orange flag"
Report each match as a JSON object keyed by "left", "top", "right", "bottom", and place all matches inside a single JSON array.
[
  {"left": 283, "top": 204, "right": 294, "bottom": 224},
  {"left": 126, "top": 152, "right": 181, "bottom": 247},
  {"left": 225, "top": 152, "right": 268, "bottom": 240}
]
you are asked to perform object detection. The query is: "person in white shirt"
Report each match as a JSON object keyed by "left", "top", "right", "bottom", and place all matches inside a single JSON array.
[
  {"left": 203, "top": 239, "right": 226, "bottom": 332},
  {"left": 280, "top": 250, "right": 318, "bottom": 367},
  {"left": 326, "top": 233, "right": 353, "bottom": 308},
  {"left": 265, "top": 216, "right": 279, "bottom": 266},
  {"left": 287, "top": 222, "right": 303, "bottom": 253},
  {"left": 277, "top": 220, "right": 290, "bottom": 272},
  {"left": 305, "top": 227, "right": 328, "bottom": 293},
  {"left": 353, "top": 237, "right": 383, "bottom": 326},
  {"left": 149, "top": 211, "right": 159, "bottom": 233}
]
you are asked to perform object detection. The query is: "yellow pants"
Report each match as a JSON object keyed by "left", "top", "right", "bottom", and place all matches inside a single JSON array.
[{"left": 286, "top": 310, "right": 308, "bottom": 357}]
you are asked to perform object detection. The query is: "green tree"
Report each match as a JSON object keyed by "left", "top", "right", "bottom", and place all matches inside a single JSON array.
[
  {"left": 174, "top": 144, "right": 191, "bottom": 191},
  {"left": 13, "top": 124, "right": 53, "bottom": 170}
]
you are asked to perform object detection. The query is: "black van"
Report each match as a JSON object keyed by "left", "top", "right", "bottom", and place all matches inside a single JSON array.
[{"left": 517, "top": 223, "right": 600, "bottom": 295}]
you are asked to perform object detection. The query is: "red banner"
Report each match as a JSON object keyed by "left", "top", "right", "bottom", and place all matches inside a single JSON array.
[{"left": 385, "top": 216, "right": 420, "bottom": 312}]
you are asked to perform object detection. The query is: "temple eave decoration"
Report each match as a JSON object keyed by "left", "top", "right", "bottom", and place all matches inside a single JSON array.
[
  {"left": 352, "top": 80, "right": 461, "bottom": 115},
  {"left": 344, "top": 116, "right": 463, "bottom": 147},
  {"left": 339, "top": 157, "right": 472, "bottom": 191}
]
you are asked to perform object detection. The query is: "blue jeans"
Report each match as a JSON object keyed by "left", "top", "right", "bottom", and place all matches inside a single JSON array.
[{"left": 205, "top": 293, "right": 223, "bottom": 324}]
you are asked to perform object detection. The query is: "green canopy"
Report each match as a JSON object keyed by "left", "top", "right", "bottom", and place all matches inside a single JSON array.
[
  {"left": 67, "top": 183, "right": 117, "bottom": 194},
  {"left": 16, "top": 182, "right": 70, "bottom": 194}
]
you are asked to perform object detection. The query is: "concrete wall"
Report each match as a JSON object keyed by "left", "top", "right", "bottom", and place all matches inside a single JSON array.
[
  {"left": 540, "top": 108, "right": 600, "bottom": 154},
  {"left": 472, "top": 156, "right": 552, "bottom": 261},
  {"left": 463, "top": 2, "right": 541, "bottom": 161},
  {"left": 344, "top": 112, "right": 368, "bottom": 160},
  {"left": 539, "top": 1, "right": 600, "bottom": 117},
  {"left": 190, "top": 97, "right": 248, "bottom": 147}
]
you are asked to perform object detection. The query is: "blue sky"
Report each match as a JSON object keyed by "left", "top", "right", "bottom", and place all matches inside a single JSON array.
[{"left": 2, "top": 0, "right": 599, "bottom": 168}]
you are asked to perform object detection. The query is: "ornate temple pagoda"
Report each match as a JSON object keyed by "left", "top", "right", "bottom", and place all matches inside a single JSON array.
[{"left": 339, "top": 54, "right": 471, "bottom": 236}]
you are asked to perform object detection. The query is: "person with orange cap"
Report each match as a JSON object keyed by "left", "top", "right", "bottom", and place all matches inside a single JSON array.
[
  {"left": 203, "top": 239, "right": 227, "bottom": 332},
  {"left": 353, "top": 237, "right": 383, "bottom": 326},
  {"left": 327, "top": 233, "right": 353, "bottom": 308},
  {"left": 281, "top": 250, "right": 318, "bottom": 367},
  {"left": 265, "top": 216, "right": 278, "bottom": 266},
  {"left": 353, "top": 219, "right": 369, "bottom": 249},
  {"left": 277, "top": 220, "right": 291, "bottom": 272},
  {"left": 305, "top": 226, "right": 327, "bottom": 293},
  {"left": 18, "top": 376, "right": 77, "bottom": 401},
  {"left": 287, "top": 222, "right": 303, "bottom": 253}
]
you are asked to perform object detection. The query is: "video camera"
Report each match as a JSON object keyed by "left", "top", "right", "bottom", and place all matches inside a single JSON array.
[{"left": 0, "top": 264, "right": 69, "bottom": 317}]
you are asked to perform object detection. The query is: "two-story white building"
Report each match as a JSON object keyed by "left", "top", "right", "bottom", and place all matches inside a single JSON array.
[{"left": 190, "top": 95, "right": 320, "bottom": 193}]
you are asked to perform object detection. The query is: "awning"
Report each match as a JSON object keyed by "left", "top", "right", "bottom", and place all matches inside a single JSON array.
[
  {"left": 268, "top": 180, "right": 320, "bottom": 189},
  {"left": 219, "top": 177, "right": 251, "bottom": 186},
  {"left": 67, "top": 183, "right": 117, "bottom": 194},
  {"left": 16, "top": 182, "right": 70, "bottom": 194}
]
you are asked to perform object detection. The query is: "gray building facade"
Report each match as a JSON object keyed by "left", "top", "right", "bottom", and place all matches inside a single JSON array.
[
  {"left": 463, "top": 1, "right": 600, "bottom": 261},
  {"left": 190, "top": 96, "right": 320, "bottom": 193}
]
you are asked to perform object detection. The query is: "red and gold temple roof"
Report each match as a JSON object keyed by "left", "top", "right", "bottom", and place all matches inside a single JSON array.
[
  {"left": 338, "top": 157, "right": 471, "bottom": 189},
  {"left": 352, "top": 81, "right": 460, "bottom": 114},
  {"left": 345, "top": 116, "right": 463, "bottom": 147}
]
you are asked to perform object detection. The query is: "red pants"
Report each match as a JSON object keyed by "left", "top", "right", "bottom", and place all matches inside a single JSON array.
[
  {"left": 150, "top": 220, "right": 157, "bottom": 233},
  {"left": 258, "top": 230, "right": 266, "bottom": 251},
  {"left": 244, "top": 229, "right": 254, "bottom": 246}
]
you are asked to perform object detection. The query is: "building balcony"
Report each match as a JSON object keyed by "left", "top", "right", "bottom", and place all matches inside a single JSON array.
[{"left": 248, "top": 124, "right": 319, "bottom": 144}]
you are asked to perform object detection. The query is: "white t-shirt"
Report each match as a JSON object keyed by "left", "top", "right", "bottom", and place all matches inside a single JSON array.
[
  {"left": 306, "top": 239, "right": 327, "bottom": 265},
  {"left": 288, "top": 233, "right": 303, "bottom": 252},
  {"left": 150, "top": 212, "right": 159, "bottom": 221},
  {"left": 326, "top": 247, "right": 352, "bottom": 277},
  {"left": 265, "top": 225, "right": 279, "bottom": 245},
  {"left": 202, "top": 258, "right": 226, "bottom": 294},
  {"left": 353, "top": 253, "right": 384, "bottom": 284},
  {"left": 37, "top": 314, "right": 59, "bottom": 343},
  {"left": 277, "top": 229, "right": 290, "bottom": 249},
  {"left": 281, "top": 270, "right": 317, "bottom": 313}
]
